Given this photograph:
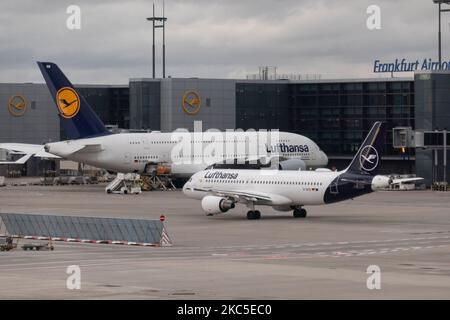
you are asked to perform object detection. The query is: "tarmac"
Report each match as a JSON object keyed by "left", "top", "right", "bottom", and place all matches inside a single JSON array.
[{"left": 0, "top": 183, "right": 449, "bottom": 299}]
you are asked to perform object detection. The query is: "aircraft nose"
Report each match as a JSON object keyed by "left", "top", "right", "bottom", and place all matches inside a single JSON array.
[
  {"left": 182, "top": 182, "right": 191, "bottom": 195},
  {"left": 44, "top": 144, "right": 50, "bottom": 153}
]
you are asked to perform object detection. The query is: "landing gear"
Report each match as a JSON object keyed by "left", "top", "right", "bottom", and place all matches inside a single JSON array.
[
  {"left": 246, "top": 202, "right": 261, "bottom": 220},
  {"left": 293, "top": 208, "right": 307, "bottom": 218},
  {"left": 247, "top": 210, "right": 261, "bottom": 220}
]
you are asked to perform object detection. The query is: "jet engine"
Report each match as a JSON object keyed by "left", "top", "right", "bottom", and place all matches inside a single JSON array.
[
  {"left": 278, "top": 159, "right": 306, "bottom": 171},
  {"left": 201, "top": 196, "right": 235, "bottom": 215},
  {"left": 371, "top": 175, "right": 392, "bottom": 191}
]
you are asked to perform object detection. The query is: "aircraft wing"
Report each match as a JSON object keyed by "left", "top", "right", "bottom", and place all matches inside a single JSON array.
[
  {"left": 341, "top": 176, "right": 424, "bottom": 185},
  {"left": 194, "top": 187, "right": 292, "bottom": 206},
  {"left": 242, "top": 154, "right": 288, "bottom": 163},
  {"left": 0, "top": 143, "right": 60, "bottom": 164},
  {"left": 391, "top": 177, "right": 424, "bottom": 184},
  {"left": 340, "top": 178, "right": 372, "bottom": 185},
  {"left": 210, "top": 154, "right": 287, "bottom": 169}
]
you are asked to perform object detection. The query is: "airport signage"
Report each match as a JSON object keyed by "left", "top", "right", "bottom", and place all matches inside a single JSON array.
[{"left": 373, "top": 58, "right": 450, "bottom": 73}]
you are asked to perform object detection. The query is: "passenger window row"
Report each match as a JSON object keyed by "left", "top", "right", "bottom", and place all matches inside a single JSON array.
[{"left": 203, "top": 179, "right": 323, "bottom": 186}]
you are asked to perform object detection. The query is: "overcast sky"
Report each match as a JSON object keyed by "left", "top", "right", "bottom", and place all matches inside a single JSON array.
[{"left": 0, "top": 0, "right": 447, "bottom": 84}]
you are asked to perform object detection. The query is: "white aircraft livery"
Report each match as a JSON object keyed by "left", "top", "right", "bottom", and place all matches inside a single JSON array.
[
  {"left": 183, "top": 122, "right": 423, "bottom": 219},
  {"left": 0, "top": 62, "right": 328, "bottom": 177}
]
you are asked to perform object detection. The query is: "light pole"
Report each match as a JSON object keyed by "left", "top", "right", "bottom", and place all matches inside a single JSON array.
[
  {"left": 146, "top": 2, "right": 168, "bottom": 78},
  {"left": 433, "top": 0, "right": 450, "bottom": 68}
]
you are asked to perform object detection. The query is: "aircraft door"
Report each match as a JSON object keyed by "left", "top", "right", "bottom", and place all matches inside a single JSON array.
[
  {"left": 124, "top": 152, "right": 131, "bottom": 164},
  {"left": 162, "top": 151, "right": 169, "bottom": 163},
  {"left": 142, "top": 138, "right": 149, "bottom": 150},
  {"left": 310, "top": 150, "right": 316, "bottom": 161}
]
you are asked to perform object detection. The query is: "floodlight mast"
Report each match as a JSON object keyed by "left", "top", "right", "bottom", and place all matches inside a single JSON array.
[
  {"left": 146, "top": 2, "right": 168, "bottom": 78},
  {"left": 433, "top": 1, "right": 450, "bottom": 68}
]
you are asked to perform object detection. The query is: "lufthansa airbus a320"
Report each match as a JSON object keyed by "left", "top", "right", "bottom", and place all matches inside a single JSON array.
[{"left": 183, "top": 122, "right": 422, "bottom": 219}]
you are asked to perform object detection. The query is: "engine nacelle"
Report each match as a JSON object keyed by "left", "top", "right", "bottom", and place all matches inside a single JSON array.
[
  {"left": 278, "top": 159, "right": 306, "bottom": 171},
  {"left": 201, "top": 196, "right": 235, "bottom": 215},
  {"left": 371, "top": 175, "right": 392, "bottom": 191}
]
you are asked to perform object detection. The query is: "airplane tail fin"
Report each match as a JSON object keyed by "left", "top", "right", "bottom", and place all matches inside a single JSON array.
[
  {"left": 37, "top": 62, "right": 110, "bottom": 140},
  {"left": 344, "top": 121, "right": 385, "bottom": 175}
]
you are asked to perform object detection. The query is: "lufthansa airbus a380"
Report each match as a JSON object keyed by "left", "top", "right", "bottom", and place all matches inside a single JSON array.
[
  {"left": 183, "top": 122, "right": 423, "bottom": 219},
  {"left": 0, "top": 62, "right": 328, "bottom": 178}
]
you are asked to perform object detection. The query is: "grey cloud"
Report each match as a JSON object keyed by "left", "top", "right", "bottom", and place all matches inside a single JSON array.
[{"left": 0, "top": 0, "right": 448, "bottom": 83}]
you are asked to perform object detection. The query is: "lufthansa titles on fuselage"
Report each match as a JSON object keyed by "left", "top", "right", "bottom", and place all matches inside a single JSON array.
[
  {"left": 266, "top": 143, "right": 309, "bottom": 153},
  {"left": 204, "top": 171, "right": 239, "bottom": 180}
]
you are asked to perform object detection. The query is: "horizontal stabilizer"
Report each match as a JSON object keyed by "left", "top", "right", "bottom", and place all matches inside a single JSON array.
[
  {"left": 65, "top": 144, "right": 103, "bottom": 155},
  {"left": 0, "top": 143, "right": 60, "bottom": 160},
  {"left": 0, "top": 153, "right": 33, "bottom": 165},
  {"left": 75, "top": 144, "right": 103, "bottom": 153}
]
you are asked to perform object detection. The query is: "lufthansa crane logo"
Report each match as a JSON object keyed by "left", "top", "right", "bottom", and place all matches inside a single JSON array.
[
  {"left": 56, "top": 87, "right": 80, "bottom": 118},
  {"left": 8, "top": 95, "right": 27, "bottom": 117},
  {"left": 359, "top": 145, "right": 379, "bottom": 172},
  {"left": 182, "top": 90, "right": 201, "bottom": 115}
]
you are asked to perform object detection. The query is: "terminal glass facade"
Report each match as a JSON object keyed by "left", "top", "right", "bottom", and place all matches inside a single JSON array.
[
  {"left": 235, "top": 83, "right": 289, "bottom": 130},
  {"left": 236, "top": 80, "right": 415, "bottom": 157},
  {"left": 129, "top": 80, "right": 161, "bottom": 131},
  {"left": 76, "top": 86, "right": 130, "bottom": 129}
]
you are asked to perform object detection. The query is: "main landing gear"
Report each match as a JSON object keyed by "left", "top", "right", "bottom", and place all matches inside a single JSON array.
[
  {"left": 293, "top": 207, "right": 307, "bottom": 218},
  {"left": 246, "top": 210, "right": 261, "bottom": 220},
  {"left": 246, "top": 202, "right": 261, "bottom": 220}
]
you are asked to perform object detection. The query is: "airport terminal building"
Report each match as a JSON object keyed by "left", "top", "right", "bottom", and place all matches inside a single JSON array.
[{"left": 1, "top": 72, "right": 449, "bottom": 185}]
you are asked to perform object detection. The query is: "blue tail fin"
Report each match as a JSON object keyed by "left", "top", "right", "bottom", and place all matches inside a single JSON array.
[
  {"left": 345, "top": 121, "right": 385, "bottom": 175},
  {"left": 37, "top": 62, "right": 110, "bottom": 140}
]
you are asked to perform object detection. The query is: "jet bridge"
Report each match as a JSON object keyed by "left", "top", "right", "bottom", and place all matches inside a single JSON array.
[{"left": 393, "top": 127, "right": 448, "bottom": 189}]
